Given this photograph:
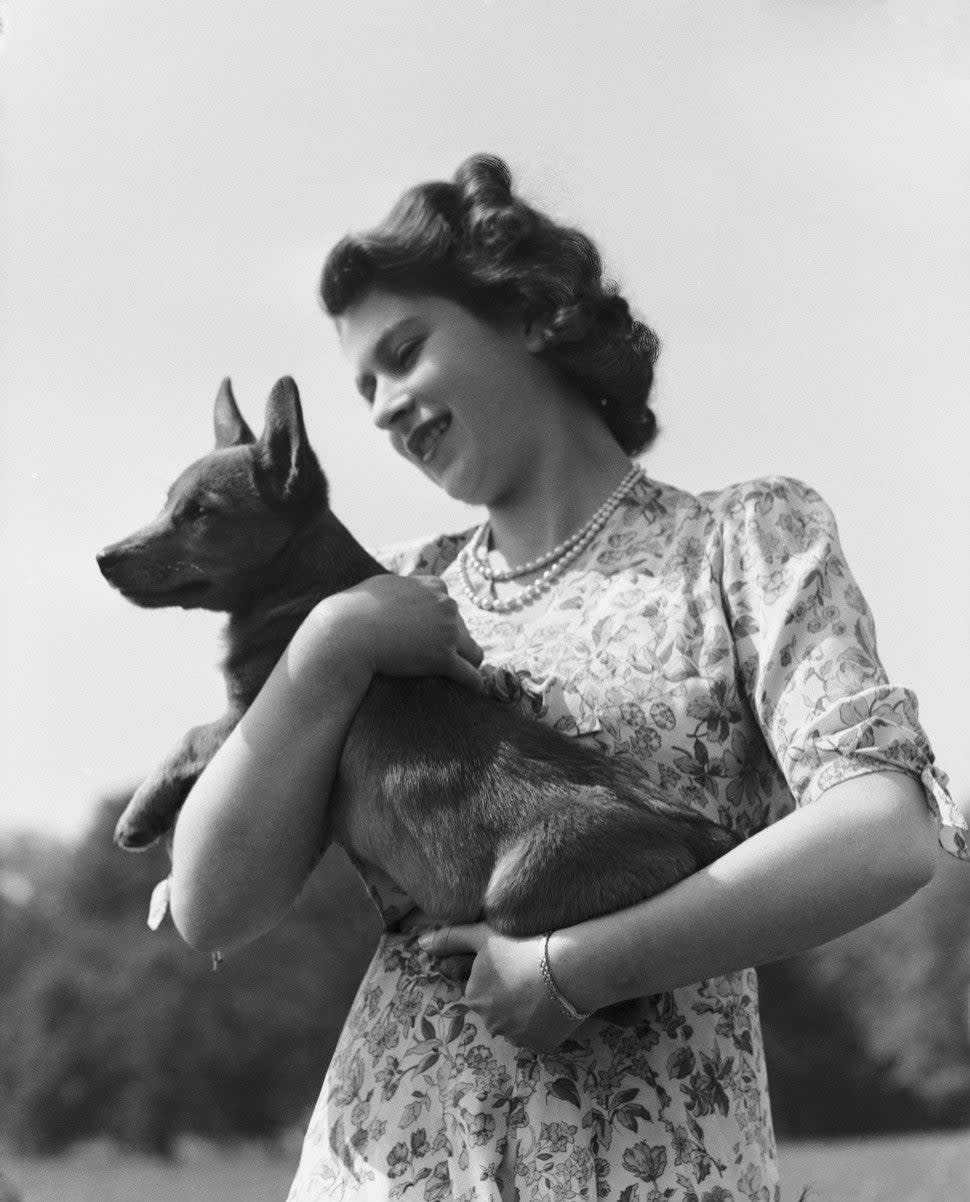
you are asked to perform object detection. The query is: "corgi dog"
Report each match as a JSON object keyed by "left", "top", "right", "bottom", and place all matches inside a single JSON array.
[{"left": 97, "top": 378, "right": 737, "bottom": 948}]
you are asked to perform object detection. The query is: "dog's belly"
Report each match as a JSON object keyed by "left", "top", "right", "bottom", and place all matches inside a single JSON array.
[{"left": 330, "top": 776, "right": 494, "bottom": 924}]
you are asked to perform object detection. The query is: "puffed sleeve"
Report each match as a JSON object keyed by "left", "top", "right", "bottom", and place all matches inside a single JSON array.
[
  {"left": 372, "top": 529, "right": 473, "bottom": 577},
  {"left": 717, "top": 476, "right": 968, "bottom": 859}
]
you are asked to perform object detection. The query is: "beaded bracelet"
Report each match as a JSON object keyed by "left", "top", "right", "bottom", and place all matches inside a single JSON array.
[{"left": 540, "top": 932, "right": 592, "bottom": 1023}]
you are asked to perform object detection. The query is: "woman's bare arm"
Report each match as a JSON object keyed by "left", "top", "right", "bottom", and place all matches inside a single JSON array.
[
  {"left": 169, "top": 576, "right": 482, "bottom": 955},
  {"left": 551, "top": 770, "right": 939, "bottom": 1012},
  {"left": 419, "top": 771, "right": 941, "bottom": 1051}
]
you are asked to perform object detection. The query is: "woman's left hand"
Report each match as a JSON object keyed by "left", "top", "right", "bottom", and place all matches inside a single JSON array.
[{"left": 418, "top": 922, "right": 585, "bottom": 1053}]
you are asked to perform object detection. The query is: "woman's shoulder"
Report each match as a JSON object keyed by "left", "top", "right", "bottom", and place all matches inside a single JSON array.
[
  {"left": 631, "top": 472, "right": 826, "bottom": 514},
  {"left": 696, "top": 475, "right": 830, "bottom": 517},
  {"left": 619, "top": 474, "right": 840, "bottom": 570},
  {"left": 640, "top": 474, "right": 835, "bottom": 535},
  {"left": 370, "top": 528, "right": 476, "bottom": 577},
  {"left": 693, "top": 476, "right": 841, "bottom": 554},
  {"left": 628, "top": 473, "right": 832, "bottom": 533}
]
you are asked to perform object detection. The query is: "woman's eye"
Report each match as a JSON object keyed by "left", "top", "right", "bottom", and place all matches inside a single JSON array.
[{"left": 394, "top": 338, "right": 422, "bottom": 368}]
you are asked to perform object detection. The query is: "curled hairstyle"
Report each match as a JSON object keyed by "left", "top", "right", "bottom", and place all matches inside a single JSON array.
[{"left": 321, "top": 154, "right": 661, "bottom": 455}]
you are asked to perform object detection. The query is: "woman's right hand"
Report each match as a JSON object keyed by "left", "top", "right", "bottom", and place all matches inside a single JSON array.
[{"left": 293, "top": 575, "right": 485, "bottom": 708}]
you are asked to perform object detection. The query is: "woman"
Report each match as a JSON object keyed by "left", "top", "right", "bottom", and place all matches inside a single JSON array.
[{"left": 169, "top": 155, "right": 967, "bottom": 1201}]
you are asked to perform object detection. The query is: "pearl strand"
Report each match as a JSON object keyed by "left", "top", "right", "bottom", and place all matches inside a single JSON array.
[
  {"left": 457, "top": 465, "right": 642, "bottom": 613},
  {"left": 468, "top": 464, "right": 643, "bottom": 583}
]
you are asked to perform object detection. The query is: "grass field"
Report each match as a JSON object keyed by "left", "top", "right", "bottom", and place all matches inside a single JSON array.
[
  {"left": 2, "top": 1131, "right": 968, "bottom": 1201},
  {"left": 779, "top": 1131, "right": 969, "bottom": 1202}
]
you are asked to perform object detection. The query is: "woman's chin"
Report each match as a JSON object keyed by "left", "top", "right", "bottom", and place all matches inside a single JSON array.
[
  {"left": 436, "top": 474, "right": 473, "bottom": 504},
  {"left": 421, "top": 457, "right": 478, "bottom": 504}
]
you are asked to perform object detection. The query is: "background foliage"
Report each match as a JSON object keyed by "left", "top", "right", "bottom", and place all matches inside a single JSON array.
[{"left": 1, "top": 792, "right": 968, "bottom": 1157}]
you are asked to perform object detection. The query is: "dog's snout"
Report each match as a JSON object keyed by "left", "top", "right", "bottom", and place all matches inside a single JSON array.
[{"left": 96, "top": 545, "right": 129, "bottom": 581}]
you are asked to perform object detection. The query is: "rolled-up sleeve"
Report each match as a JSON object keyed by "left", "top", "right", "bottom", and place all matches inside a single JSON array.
[{"left": 719, "top": 476, "right": 968, "bottom": 859}]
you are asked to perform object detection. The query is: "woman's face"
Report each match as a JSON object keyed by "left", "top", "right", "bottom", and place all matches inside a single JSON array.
[{"left": 335, "top": 290, "right": 547, "bottom": 506}]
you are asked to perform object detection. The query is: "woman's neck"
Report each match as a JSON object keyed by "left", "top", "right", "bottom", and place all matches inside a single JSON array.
[{"left": 484, "top": 419, "right": 637, "bottom": 571}]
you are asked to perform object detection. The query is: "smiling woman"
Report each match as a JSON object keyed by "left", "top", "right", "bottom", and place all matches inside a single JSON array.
[{"left": 161, "top": 153, "right": 966, "bottom": 1202}]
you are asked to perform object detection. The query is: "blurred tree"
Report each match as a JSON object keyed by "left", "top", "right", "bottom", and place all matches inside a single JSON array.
[
  {"left": 760, "top": 839, "right": 970, "bottom": 1135},
  {"left": 0, "top": 829, "right": 70, "bottom": 908},
  {"left": 805, "top": 853, "right": 970, "bottom": 1121},
  {"left": 0, "top": 792, "right": 380, "bottom": 1155},
  {"left": 0, "top": 898, "right": 59, "bottom": 999},
  {"left": 3, "top": 786, "right": 967, "bottom": 1154},
  {"left": 0, "top": 932, "right": 122, "bottom": 1153},
  {"left": 758, "top": 956, "right": 927, "bottom": 1137},
  {"left": 60, "top": 791, "right": 171, "bottom": 921}
]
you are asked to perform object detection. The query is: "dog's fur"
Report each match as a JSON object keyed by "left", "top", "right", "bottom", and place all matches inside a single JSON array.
[{"left": 98, "top": 378, "right": 737, "bottom": 944}]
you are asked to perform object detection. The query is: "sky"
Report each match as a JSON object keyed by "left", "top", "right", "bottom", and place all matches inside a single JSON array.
[{"left": 2, "top": 0, "right": 969, "bottom": 839}]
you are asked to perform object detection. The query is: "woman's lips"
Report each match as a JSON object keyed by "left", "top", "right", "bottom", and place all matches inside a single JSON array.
[{"left": 406, "top": 415, "right": 452, "bottom": 463}]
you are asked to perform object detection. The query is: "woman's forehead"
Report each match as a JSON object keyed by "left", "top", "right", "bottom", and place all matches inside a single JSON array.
[{"left": 336, "top": 291, "right": 453, "bottom": 359}]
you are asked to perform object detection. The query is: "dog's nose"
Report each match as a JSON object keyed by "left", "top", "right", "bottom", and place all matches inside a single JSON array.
[{"left": 96, "top": 546, "right": 121, "bottom": 576}]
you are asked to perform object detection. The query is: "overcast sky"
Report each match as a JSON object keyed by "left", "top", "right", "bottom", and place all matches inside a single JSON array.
[{"left": 2, "top": 1, "right": 969, "bottom": 839}]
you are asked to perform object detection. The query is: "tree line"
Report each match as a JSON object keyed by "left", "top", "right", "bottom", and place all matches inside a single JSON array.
[{"left": 1, "top": 791, "right": 968, "bottom": 1156}]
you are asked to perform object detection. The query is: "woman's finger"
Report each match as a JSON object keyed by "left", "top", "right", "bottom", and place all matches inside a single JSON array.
[
  {"left": 444, "top": 652, "right": 486, "bottom": 694},
  {"left": 456, "top": 627, "right": 485, "bottom": 668},
  {"left": 418, "top": 921, "right": 488, "bottom": 956}
]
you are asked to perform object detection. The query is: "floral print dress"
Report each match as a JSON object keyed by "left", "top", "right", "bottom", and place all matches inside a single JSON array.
[{"left": 287, "top": 475, "right": 966, "bottom": 1202}]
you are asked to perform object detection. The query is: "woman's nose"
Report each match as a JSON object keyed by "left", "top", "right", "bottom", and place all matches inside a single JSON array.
[{"left": 371, "top": 381, "right": 414, "bottom": 430}]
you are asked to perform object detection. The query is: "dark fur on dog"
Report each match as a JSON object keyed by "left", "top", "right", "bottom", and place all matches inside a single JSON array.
[{"left": 98, "top": 378, "right": 738, "bottom": 944}]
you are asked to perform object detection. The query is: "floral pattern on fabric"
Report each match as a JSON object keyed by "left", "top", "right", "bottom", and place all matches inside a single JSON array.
[{"left": 288, "top": 475, "right": 963, "bottom": 1202}]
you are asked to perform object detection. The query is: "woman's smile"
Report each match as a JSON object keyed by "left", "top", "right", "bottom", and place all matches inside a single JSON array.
[{"left": 405, "top": 412, "right": 453, "bottom": 464}]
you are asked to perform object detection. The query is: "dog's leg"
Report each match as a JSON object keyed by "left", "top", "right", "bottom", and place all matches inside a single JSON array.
[
  {"left": 114, "top": 712, "right": 240, "bottom": 849},
  {"left": 482, "top": 786, "right": 738, "bottom": 1027},
  {"left": 483, "top": 788, "right": 697, "bottom": 936}
]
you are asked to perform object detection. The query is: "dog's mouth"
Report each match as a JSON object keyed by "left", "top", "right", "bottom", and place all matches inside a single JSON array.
[
  {"left": 406, "top": 414, "right": 452, "bottom": 464},
  {"left": 116, "top": 580, "right": 212, "bottom": 608}
]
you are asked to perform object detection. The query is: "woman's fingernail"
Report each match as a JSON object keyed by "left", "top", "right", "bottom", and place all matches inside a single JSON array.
[{"left": 417, "top": 933, "right": 432, "bottom": 949}]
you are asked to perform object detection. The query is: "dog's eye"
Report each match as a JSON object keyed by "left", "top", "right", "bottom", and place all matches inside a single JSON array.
[{"left": 179, "top": 500, "right": 209, "bottom": 522}]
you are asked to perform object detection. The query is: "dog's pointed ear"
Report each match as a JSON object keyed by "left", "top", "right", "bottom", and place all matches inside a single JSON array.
[
  {"left": 258, "top": 377, "right": 325, "bottom": 503},
  {"left": 214, "top": 378, "right": 255, "bottom": 447}
]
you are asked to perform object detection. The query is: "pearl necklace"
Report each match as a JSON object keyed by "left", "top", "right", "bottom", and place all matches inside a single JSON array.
[{"left": 457, "top": 465, "right": 643, "bottom": 613}]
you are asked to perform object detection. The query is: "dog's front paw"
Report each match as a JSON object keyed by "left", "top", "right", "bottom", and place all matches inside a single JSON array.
[{"left": 114, "top": 772, "right": 196, "bottom": 851}]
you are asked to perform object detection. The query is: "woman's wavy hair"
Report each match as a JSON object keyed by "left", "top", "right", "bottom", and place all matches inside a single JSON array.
[{"left": 320, "top": 154, "right": 661, "bottom": 455}]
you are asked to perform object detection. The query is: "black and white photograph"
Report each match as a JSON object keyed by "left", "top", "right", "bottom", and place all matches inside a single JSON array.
[{"left": 2, "top": 3, "right": 969, "bottom": 1199}]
